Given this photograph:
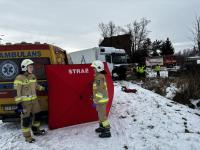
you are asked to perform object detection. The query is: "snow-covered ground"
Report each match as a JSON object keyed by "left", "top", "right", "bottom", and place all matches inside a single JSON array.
[
  {"left": 1, "top": 82, "right": 200, "bottom": 150},
  {"left": 165, "top": 83, "right": 179, "bottom": 100}
]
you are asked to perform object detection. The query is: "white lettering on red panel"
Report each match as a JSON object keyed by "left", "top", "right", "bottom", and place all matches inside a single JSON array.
[{"left": 68, "top": 68, "right": 89, "bottom": 74}]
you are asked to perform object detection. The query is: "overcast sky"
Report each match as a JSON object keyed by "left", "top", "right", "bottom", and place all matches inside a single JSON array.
[{"left": 0, "top": 0, "right": 200, "bottom": 52}]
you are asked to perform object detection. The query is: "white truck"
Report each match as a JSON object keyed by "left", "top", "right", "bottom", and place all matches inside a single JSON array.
[{"left": 69, "top": 47, "right": 128, "bottom": 78}]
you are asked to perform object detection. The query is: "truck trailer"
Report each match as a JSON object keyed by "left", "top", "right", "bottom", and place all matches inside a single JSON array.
[{"left": 69, "top": 47, "right": 129, "bottom": 78}]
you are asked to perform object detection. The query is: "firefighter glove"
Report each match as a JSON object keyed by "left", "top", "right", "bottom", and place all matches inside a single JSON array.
[{"left": 15, "top": 103, "right": 23, "bottom": 113}]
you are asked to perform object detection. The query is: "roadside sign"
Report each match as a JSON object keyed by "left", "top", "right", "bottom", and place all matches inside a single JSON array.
[{"left": 146, "top": 57, "right": 163, "bottom": 66}]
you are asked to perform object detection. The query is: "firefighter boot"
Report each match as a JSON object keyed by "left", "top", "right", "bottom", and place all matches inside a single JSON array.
[
  {"left": 99, "top": 128, "right": 111, "bottom": 138},
  {"left": 95, "top": 123, "right": 105, "bottom": 133},
  {"left": 31, "top": 126, "right": 46, "bottom": 136},
  {"left": 25, "top": 137, "right": 36, "bottom": 143},
  {"left": 23, "top": 128, "right": 36, "bottom": 143}
]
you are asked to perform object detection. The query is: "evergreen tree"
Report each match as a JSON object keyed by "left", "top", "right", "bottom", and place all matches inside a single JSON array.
[
  {"left": 152, "top": 40, "right": 163, "bottom": 51},
  {"left": 142, "top": 38, "right": 152, "bottom": 51},
  {"left": 151, "top": 40, "right": 163, "bottom": 56},
  {"left": 161, "top": 38, "right": 174, "bottom": 55}
]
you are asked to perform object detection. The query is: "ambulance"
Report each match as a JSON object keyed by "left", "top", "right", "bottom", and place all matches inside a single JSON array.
[{"left": 0, "top": 42, "right": 69, "bottom": 122}]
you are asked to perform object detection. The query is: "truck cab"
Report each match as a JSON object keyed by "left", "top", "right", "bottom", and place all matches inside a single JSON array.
[
  {"left": 0, "top": 43, "right": 69, "bottom": 122},
  {"left": 99, "top": 47, "right": 127, "bottom": 71},
  {"left": 99, "top": 47, "right": 129, "bottom": 79}
]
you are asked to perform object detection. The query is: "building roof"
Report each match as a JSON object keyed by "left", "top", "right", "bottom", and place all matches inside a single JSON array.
[{"left": 99, "top": 34, "right": 132, "bottom": 53}]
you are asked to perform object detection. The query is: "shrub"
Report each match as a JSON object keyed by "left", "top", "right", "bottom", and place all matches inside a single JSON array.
[{"left": 173, "top": 71, "right": 200, "bottom": 107}]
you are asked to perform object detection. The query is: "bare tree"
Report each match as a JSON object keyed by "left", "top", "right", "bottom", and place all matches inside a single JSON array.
[
  {"left": 123, "top": 18, "right": 151, "bottom": 54},
  {"left": 98, "top": 18, "right": 151, "bottom": 62},
  {"left": 98, "top": 21, "right": 123, "bottom": 38},
  {"left": 108, "top": 21, "right": 117, "bottom": 37},
  {"left": 98, "top": 22, "right": 110, "bottom": 38},
  {"left": 192, "top": 16, "right": 200, "bottom": 53}
]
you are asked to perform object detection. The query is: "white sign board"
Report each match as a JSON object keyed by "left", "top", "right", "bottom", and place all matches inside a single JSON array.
[
  {"left": 197, "top": 60, "right": 200, "bottom": 64},
  {"left": 146, "top": 57, "right": 164, "bottom": 66}
]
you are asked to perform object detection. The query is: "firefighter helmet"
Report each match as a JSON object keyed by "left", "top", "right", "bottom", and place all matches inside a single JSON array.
[
  {"left": 91, "top": 60, "right": 104, "bottom": 72},
  {"left": 21, "top": 59, "right": 34, "bottom": 71}
]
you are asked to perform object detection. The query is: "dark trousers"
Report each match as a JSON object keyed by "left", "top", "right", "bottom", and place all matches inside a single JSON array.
[{"left": 156, "top": 71, "right": 160, "bottom": 77}]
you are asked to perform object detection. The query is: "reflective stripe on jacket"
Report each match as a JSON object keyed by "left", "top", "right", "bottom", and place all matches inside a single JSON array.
[
  {"left": 154, "top": 65, "right": 160, "bottom": 72},
  {"left": 136, "top": 66, "right": 145, "bottom": 74},
  {"left": 93, "top": 73, "right": 108, "bottom": 104},
  {"left": 13, "top": 73, "right": 44, "bottom": 103}
]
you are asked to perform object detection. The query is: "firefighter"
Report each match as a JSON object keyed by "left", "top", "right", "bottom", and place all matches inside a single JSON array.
[
  {"left": 136, "top": 64, "right": 145, "bottom": 79},
  {"left": 135, "top": 64, "right": 140, "bottom": 79},
  {"left": 91, "top": 60, "right": 111, "bottom": 138},
  {"left": 14, "top": 59, "right": 46, "bottom": 143},
  {"left": 154, "top": 64, "right": 161, "bottom": 78}
]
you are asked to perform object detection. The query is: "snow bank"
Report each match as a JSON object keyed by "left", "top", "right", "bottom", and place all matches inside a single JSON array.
[
  {"left": 1, "top": 81, "right": 200, "bottom": 150},
  {"left": 165, "top": 84, "right": 179, "bottom": 99}
]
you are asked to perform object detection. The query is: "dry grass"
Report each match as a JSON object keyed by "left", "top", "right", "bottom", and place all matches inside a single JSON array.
[
  {"left": 133, "top": 69, "right": 200, "bottom": 108},
  {"left": 143, "top": 78, "right": 171, "bottom": 96},
  {"left": 173, "top": 71, "right": 200, "bottom": 108}
]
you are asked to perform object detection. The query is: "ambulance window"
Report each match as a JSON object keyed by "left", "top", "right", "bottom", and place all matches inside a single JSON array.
[
  {"left": 33, "top": 58, "right": 50, "bottom": 80},
  {"left": 55, "top": 51, "right": 68, "bottom": 64},
  {"left": 54, "top": 47, "right": 68, "bottom": 64}
]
